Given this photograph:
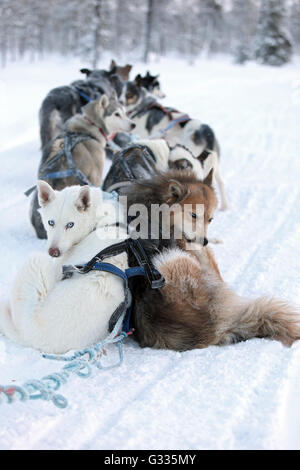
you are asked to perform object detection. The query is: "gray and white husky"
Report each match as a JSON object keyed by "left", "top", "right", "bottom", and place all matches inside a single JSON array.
[{"left": 30, "top": 94, "right": 135, "bottom": 240}]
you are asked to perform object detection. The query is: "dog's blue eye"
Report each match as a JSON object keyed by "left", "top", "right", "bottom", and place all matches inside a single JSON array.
[
  {"left": 66, "top": 222, "right": 74, "bottom": 229},
  {"left": 115, "top": 112, "right": 121, "bottom": 117},
  {"left": 191, "top": 213, "right": 197, "bottom": 219},
  {"left": 208, "top": 218, "right": 213, "bottom": 223},
  {"left": 48, "top": 220, "right": 55, "bottom": 227}
]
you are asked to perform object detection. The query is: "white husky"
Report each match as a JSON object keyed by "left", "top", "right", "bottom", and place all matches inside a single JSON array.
[{"left": 0, "top": 182, "right": 128, "bottom": 354}]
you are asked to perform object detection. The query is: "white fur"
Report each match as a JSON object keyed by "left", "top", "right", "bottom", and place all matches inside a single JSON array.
[
  {"left": 152, "top": 86, "right": 166, "bottom": 99},
  {"left": 0, "top": 184, "right": 128, "bottom": 353},
  {"left": 169, "top": 146, "right": 204, "bottom": 180},
  {"left": 128, "top": 101, "right": 228, "bottom": 210},
  {"left": 181, "top": 120, "right": 228, "bottom": 211},
  {"left": 105, "top": 103, "right": 134, "bottom": 136},
  {"left": 137, "top": 139, "right": 169, "bottom": 172}
]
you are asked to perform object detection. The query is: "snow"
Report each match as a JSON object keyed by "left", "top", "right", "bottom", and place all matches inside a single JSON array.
[{"left": 0, "top": 55, "right": 300, "bottom": 450}]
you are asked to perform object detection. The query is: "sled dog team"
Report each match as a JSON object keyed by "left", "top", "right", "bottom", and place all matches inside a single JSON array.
[{"left": 0, "top": 60, "right": 299, "bottom": 355}]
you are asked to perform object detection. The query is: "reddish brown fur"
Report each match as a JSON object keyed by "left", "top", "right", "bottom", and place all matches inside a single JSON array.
[
  {"left": 110, "top": 60, "right": 132, "bottom": 81},
  {"left": 127, "top": 170, "right": 300, "bottom": 351}
]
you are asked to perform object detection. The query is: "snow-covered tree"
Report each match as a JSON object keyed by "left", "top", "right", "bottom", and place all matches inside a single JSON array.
[
  {"left": 0, "top": 0, "right": 298, "bottom": 67},
  {"left": 254, "top": 0, "right": 292, "bottom": 66},
  {"left": 289, "top": 0, "right": 300, "bottom": 54},
  {"left": 198, "top": 0, "right": 225, "bottom": 56},
  {"left": 230, "top": 0, "right": 258, "bottom": 64}
]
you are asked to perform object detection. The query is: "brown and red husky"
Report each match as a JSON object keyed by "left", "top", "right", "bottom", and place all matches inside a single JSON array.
[{"left": 124, "top": 170, "right": 300, "bottom": 351}]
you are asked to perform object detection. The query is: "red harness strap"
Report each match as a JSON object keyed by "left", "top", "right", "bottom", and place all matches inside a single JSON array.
[
  {"left": 149, "top": 102, "right": 174, "bottom": 121},
  {"left": 84, "top": 116, "right": 109, "bottom": 141}
]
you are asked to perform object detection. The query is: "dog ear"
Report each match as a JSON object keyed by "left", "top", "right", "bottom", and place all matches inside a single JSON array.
[
  {"left": 80, "top": 68, "right": 92, "bottom": 77},
  {"left": 134, "top": 74, "right": 143, "bottom": 87},
  {"left": 37, "top": 180, "right": 55, "bottom": 207},
  {"left": 75, "top": 186, "right": 91, "bottom": 212},
  {"left": 124, "top": 64, "right": 132, "bottom": 77},
  {"left": 203, "top": 169, "right": 214, "bottom": 187},
  {"left": 110, "top": 59, "right": 116, "bottom": 70},
  {"left": 99, "top": 94, "right": 109, "bottom": 108},
  {"left": 167, "top": 179, "right": 188, "bottom": 204}
]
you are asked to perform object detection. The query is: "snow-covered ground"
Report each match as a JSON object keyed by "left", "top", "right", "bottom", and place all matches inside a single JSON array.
[{"left": 0, "top": 55, "right": 300, "bottom": 450}]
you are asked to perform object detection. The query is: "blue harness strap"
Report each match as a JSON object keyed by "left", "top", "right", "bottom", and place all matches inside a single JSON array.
[
  {"left": 24, "top": 132, "right": 97, "bottom": 197},
  {"left": 81, "top": 261, "right": 161, "bottom": 334},
  {"left": 42, "top": 169, "right": 75, "bottom": 180},
  {"left": 73, "top": 86, "right": 92, "bottom": 103},
  {"left": 159, "top": 113, "right": 190, "bottom": 135},
  {"left": 41, "top": 133, "right": 95, "bottom": 185},
  {"left": 0, "top": 240, "right": 164, "bottom": 409}
]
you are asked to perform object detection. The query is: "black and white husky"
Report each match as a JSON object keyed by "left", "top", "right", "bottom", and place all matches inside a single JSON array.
[
  {"left": 134, "top": 72, "right": 166, "bottom": 99},
  {"left": 120, "top": 78, "right": 228, "bottom": 210}
]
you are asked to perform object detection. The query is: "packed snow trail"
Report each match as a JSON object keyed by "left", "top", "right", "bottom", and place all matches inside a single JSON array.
[{"left": 0, "top": 56, "right": 299, "bottom": 450}]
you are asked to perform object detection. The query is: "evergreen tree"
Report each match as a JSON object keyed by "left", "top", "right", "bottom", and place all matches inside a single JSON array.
[
  {"left": 0, "top": 0, "right": 298, "bottom": 67},
  {"left": 230, "top": 0, "right": 257, "bottom": 64},
  {"left": 144, "top": 0, "right": 154, "bottom": 63},
  {"left": 289, "top": 0, "right": 300, "bottom": 54},
  {"left": 198, "top": 0, "right": 225, "bottom": 56},
  {"left": 254, "top": 0, "right": 292, "bottom": 66}
]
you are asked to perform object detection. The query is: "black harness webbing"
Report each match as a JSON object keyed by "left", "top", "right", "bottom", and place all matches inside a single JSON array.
[
  {"left": 25, "top": 132, "right": 98, "bottom": 197},
  {"left": 62, "top": 238, "right": 165, "bottom": 333}
]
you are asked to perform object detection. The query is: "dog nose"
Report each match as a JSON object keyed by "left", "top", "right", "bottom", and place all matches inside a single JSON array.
[
  {"left": 49, "top": 247, "right": 61, "bottom": 257},
  {"left": 203, "top": 237, "right": 208, "bottom": 246},
  {"left": 131, "top": 123, "right": 136, "bottom": 130}
]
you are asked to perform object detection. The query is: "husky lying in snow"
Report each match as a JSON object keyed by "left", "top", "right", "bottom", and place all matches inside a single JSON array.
[
  {"left": 124, "top": 171, "right": 300, "bottom": 350},
  {"left": 31, "top": 94, "right": 135, "bottom": 240},
  {"left": 0, "top": 182, "right": 128, "bottom": 354},
  {"left": 121, "top": 77, "right": 228, "bottom": 211}
]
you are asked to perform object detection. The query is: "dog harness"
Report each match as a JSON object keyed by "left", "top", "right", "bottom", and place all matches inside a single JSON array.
[
  {"left": 73, "top": 86, "right": 93, "bottom": 103},
  {"left": 128, "top": 96, "right": 191, "bottom": 137},
  {"left": 0, "top": 238, "right": 164, "bottom": 409},
  {"left": 62, "top": 237, "right": 165, "bottom": 332},
  {"left": 24, "top": 132, "right": 99, "bottom": 197},
  {"left": 103, "top": 144, "right": 157, "bottom": 193}
]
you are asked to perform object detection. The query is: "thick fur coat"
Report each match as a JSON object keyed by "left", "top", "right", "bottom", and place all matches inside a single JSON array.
[
  {"left": 0, "top": 183, "right": 128, "bottom": 354},
  {"left": 124, "top": 171, "right": 300, "bottom": 350},
  {"left": 30, "top": 95, "right": 134, "bottom": 239}
]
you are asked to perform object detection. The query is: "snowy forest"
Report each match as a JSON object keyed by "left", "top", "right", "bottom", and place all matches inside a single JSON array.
[{"left": 0, "top": 0, "right": 299, "bottom": 68}]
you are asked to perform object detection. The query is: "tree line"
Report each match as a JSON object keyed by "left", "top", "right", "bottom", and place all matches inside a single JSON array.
[{"left": 0, "top": 0, "right": 299, "bottom": 67}]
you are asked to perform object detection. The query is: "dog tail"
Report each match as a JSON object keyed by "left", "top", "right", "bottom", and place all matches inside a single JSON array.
[
  {"left": 140, "top": 249, "right": 300, "bottom": 350},
  {"left": 39, "top": 97, "right": 63, "bottom": 148},
  {"left": 193, "top": 124, "right": 217, "bottom": 161},
  {"left": 218, "top": 295, "right": 300, "bottom": 347}
]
